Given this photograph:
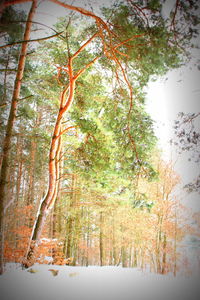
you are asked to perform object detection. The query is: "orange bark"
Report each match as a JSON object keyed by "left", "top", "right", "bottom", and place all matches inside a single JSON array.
[{"left": 23, "top": 32, "right": 100, "bottom": 267}]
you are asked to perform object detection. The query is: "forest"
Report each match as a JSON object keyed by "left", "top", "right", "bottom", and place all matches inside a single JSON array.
[{"left": 0, "top": 0, "right": 200, "bottom": 278}]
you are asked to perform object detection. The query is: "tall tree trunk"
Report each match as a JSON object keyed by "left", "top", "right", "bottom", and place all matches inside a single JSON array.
[
  {"left": 86, "top": 215, "right": 90, "bottom": 267},
  {"left": 2, "top": 48, "right": 11, "bottom": 107},
  {"left": 22, "top": 33, "right": 99, "bottom": 268},
  {"left": 156, "top": 215, "right": 162, "bottom": 274},
  {"left": 27, "top": 138, "right": 37, "bottom": 206},
  {"left": 52, "top": 144, "right": 63, "bottom": 264},
  {"left": 0, "top": 0, "right": 37, "bottom": 274},
  {"left": 99, "top": 211, "right": 104, "bottom": 266},
  {"left": 66, "top": 217, "right": 73, "bottom": 259},
  {"left": 23, "top": 77, "right": 75, "bottom": 268},
  {"left": 112, "top": 213, "right": 117, "bottom": 265},
  {"left": 121, "top": 246, "right": 128, "bottom": 268},
  {"left": 173, "top": 208, "right": 177, "bottom": 276},
  {"left": 65, "top": 174, "right": 76, "bottom": 261},
  {"left": 71, "top": 177, "right": 80, "bottom": 266},
  {"left": 51, "top": 203, "right": 57, "bottom": 264},
  {"left": 23, "top": 132, "right": 63, "bottom": 267},
  {"left": 128, "top": 246, "right": 132, "bottom": 268},
  {"left": 162, "top": 233, "right": 167, "bottom": 274},
  {"left": 133, "top": 247, "right": 137, "bottom": 267},
  {"left": 16, "top": 133, "right": 23, "bottom": 203}
]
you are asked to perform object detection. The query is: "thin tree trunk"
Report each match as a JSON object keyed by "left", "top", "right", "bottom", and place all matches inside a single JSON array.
[
  {"left": 51, "top": 204, "right": 57, "bottom": 263},
  {"left": 52, "top": 143, "right": 63, "bottom": 264},
  {"left": 156, "top": 215, "right": 163, "bottom": 274},
  {"left": 86, "top": 216, "right": 90, "bottom": 266},
  {"left": 16, "top": 133, "right": 23, "bottom": 203},
  {"left": 85, "top": 241, "right": 89, "bottom": 266},
  {"left": 65, "top": 174, "right": 76, "bottom": 261},
  {"left": 27, "top": 138, "right": 37, "bottom": 206},
  {"left": 0, "top": 1, "right": 37, "bottom": 274},
  {"left": 128, "top": 246, "right": 132, "bottom": 268},
  {"left": 112, "top": 213, "right": 117, "bottom": 265},
  {"left": 121, "top": 246, "right": 128, "bottom": 268},
  {"left": 66, "top": 217, "right": 73, "bottom": 259},
  {"left": 162, "top": 233, "right": 167, "bottom": 274},
  {"left": 99, "top": 211, "right": 104, "bottom": 266},
  {"left": 72, "top": 177, "right": 80, "bottom": 266},
  {"left": 2, "top": 48, "right": 11, "bottom": 107},
  {"left": 133, "top": 247, "right": 137, "bottom": 267},
  {"left": 173, "top": 208, "right": 177, "bottom": 276}
]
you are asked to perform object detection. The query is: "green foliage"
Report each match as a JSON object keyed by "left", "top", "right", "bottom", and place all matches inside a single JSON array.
[
  {"left": 23, "top": 5, "right": 198, "bottom": 188},
  {"left": 18, "top": 103, "right": 36, "bottom": 119},
  {"left": 2, "top": 0, "right": 198, "bottom": 209}
]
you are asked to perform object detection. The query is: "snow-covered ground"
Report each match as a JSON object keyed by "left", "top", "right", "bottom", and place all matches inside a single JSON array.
[{"left": 0, "top": 264, "right": 199, "bottom": 300}]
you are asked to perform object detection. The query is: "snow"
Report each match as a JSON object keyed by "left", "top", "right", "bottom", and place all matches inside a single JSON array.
[{"left": 0, "top": 264, "right": 199, "bottom": 300}]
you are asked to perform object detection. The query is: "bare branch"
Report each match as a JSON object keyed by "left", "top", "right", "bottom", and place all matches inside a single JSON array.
[
  {"left": 0, "top": 31, "right": 63, "bottom": 49},
  {"left": 4, "top": 20, "right": 59, "bottom": 34},
  {"left": 170, "top": 0, "right": 180, "bottom": 30},
  {"left": 0, "top": 69, "right": 17, "bottom": 72},
  {"left": 127, "top": 0, "right": 150, "bottom": 27},
  {"left": 18, "top": 94, "right": 33, "bottom": 101}
]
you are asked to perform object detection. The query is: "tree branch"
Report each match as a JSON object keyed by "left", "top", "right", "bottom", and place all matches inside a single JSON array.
[
  {"left": 0, "top": 68, "right": 17, "bottom": 72},
  {"left": 53, "top": 125, "right": 78, "bottom": 142},
  {"left": 18, "top": 94, "right": 33, "bottom": 101},
  {"left": 4, "top": 20, "right": 59, "bottom": 34},
  {"left": 74, "top": 56, "right": 100, "bottom": 80},
  {"left": 0, "top": 103, "right": 7, "bottom": 108},
  {"left": 71, "top": 32, "right": 99, "bottom": 61},
  {"left": 0, "top": 31, "right": 63, "bottom": 49},
  {"left": 114, "top": 33, "right": 145, "bottom": 50}
]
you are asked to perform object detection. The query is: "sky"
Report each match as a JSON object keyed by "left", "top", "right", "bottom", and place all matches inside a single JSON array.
[
  {"left": 13, "top": 0, "right": 200, "bottom": 212},
  {"left": 146, "top": 59, "right": 200, "bottom": 213},
  {"left": 146, "top": 63, "right": 200, "bottom": 156}
]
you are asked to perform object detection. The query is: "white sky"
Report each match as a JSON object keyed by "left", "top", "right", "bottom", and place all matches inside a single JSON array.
[
  {"left": 146, "top": 66, "right": 200, "bottom": 158},
  {"left": 146, "top": 63, "right": 200, "bottom": 213}
]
